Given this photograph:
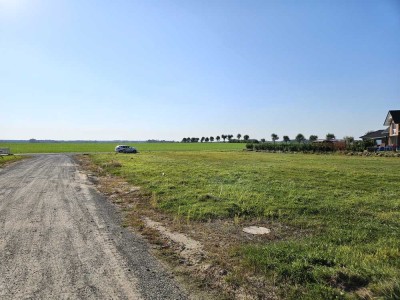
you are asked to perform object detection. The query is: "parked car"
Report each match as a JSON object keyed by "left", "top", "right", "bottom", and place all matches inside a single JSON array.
[{"left": 115, "top": 145, "right": 138, "bottom": 153}]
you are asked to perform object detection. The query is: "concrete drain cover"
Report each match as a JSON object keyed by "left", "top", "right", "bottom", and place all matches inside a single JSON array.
[{"left": 243, "top": 226, "right": 271, "bottom": 235}]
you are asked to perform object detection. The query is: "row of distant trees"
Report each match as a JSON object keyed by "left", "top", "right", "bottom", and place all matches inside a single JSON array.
[
  {"left": 181, "top": 133, "right": 356, "bottom": 144},
  {"left": 267, "top": 133, "right": 357, "bottom": 145},
  {"left": 268, "top": 133, "right": 338, "bottom": 144},
  {"left": 181, "top": 134, "right": 250, "bottom": 143}
]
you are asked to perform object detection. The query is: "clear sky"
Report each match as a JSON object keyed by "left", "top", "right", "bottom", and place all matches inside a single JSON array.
[{"left": 1, "top": 0, "right": 399, "bottom": 141}]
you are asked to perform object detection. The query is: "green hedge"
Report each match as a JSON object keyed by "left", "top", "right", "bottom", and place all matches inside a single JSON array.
[{"left": 246, "top": 141, "right": 372, "bottom": 153}]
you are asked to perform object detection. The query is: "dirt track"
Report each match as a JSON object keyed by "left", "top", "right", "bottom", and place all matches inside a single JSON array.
[{"left": 0, "top": 155, "right": 187, "bottom": 299}]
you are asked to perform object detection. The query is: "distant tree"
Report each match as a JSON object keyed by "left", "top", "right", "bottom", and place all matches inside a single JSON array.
[
  {"left": 205, "top": 137, "right": 209, "bottom": 142},
  {"left": 283, "top": 136, "right": 290, "bottom": 143},
  {"left": 295, "top": 133, "right": 305, "bottom": 143},
  {"left": 271, "top": 133, "right": 279, "bottom": 144},
  {"left": 260, "top": 138, "right": 266, "bottom": 143},
  {"left": 326, "top": 133, "right": 336, "bottom": 140},
  {"left": 201, "top": 137, "right": 205, "bottom": 143},
  {"left": 210, "top": 136, "right": 214, "bottom": 142},
  {"left": 182, "top": 138, "right": 187, "bottom": 143},
  {"left": 216, "top": 136, "right": 221, "bottom": 142},
  {"left": 29, "top": 138, "right": 38, "bottom": 143},
  {"left": 344, "top": 136, "right": 354, "bottom": 145},
  {"left": 228, "top": 134, "right": 233, "bottom": 141},
  {"left": 237, "top": 134, "right": 241, "bottom": 140},
  {"left": 221, "top": 134, "right": 227, "bottom": 142},
  {"left": 243, "top": 134, "right": 250, "bottom": 141},
  {"left": 309, "top": 135, "right": 318, "bottom": 142},
  {"left": 187, "top": 137, "right": 190, "bottom": 142},
  {"left": 191, "top": 137, "right": 197, "bottom": 143}
]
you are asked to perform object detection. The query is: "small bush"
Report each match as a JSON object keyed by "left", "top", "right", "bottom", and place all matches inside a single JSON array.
[{"left": 245, "top": 143, "right": 254, "bottom": 150}]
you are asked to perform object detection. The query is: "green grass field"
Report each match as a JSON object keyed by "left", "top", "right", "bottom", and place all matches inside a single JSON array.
[
  {"left": 0, "top": 142, "right": 245, "bottom": 153},
  {"left": 0, "top": 155, "right": 24, "bottom": 166},
  {"left": 90, "top": 151, "right": 400, "bottom": 299}
]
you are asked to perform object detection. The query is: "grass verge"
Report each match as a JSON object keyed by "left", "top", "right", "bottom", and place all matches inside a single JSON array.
[
  {"left": 84, "top": 151, "right": 400, "bottom": 299},
  {"left": 0, "top": 155, "right": 24, "bottom": 167}
]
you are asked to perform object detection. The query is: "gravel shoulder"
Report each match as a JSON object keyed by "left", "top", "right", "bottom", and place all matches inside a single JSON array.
[{"left": 0, "top": 154, "right": 187, "bottom": 299}]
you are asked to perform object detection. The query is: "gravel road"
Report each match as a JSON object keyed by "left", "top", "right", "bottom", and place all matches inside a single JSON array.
[{"left": 0, "top": 155, "right": 188, "bottom": 299}]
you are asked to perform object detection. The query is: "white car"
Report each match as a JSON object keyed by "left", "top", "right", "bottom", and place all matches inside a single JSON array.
[{"left": 115, "top": 145, "right": 137, "bottom": 153}]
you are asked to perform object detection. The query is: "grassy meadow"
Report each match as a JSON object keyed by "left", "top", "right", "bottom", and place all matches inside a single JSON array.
[
  {"left": 0, "top": 142, "right": 245, "bottom": 154},
  {"left": 90, "top": 151, "right": 400, "bottom": 299}
]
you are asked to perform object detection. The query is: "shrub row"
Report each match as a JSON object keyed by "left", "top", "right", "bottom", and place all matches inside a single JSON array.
[{"left": 246, "top": 141, "right": 376, "bottom": 153}]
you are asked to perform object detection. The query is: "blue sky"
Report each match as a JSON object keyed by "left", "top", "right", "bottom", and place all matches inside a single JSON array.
[{"left": 1, "top": 0, "right": 399, "bottom": 141}]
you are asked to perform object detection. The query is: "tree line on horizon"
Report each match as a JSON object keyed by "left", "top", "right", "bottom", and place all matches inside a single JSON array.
[
  {"left": 180, "top": 133, "right": 355, "bottom": 144},
  {"left": 181, "top": 134, "right": 250, "bottom": 143}
]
